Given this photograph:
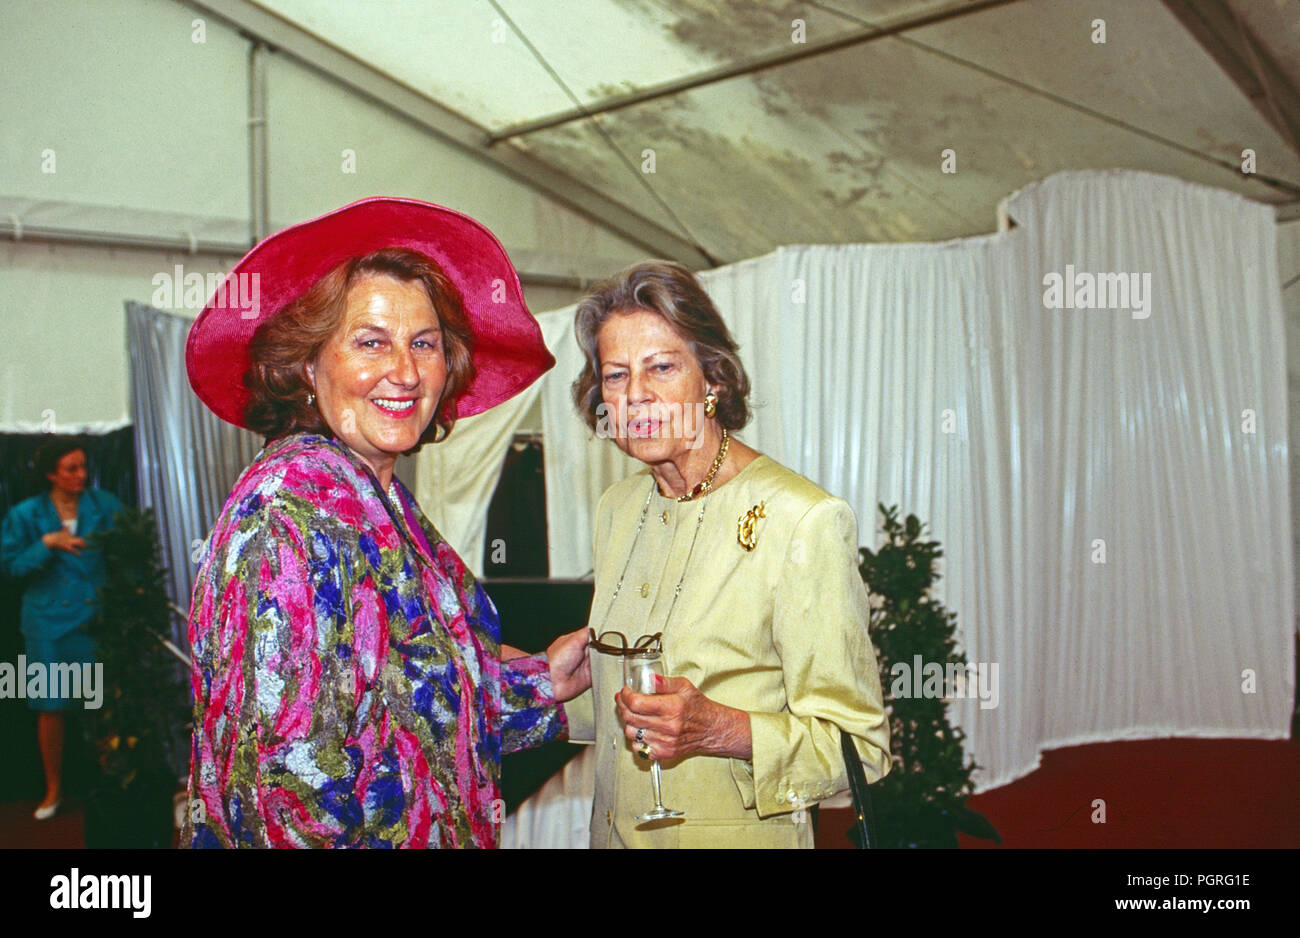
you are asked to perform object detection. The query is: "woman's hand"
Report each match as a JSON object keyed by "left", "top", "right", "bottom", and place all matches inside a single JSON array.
[
  {"left": 42, "top": 530, "right": 85, "bottom": 554},
  {"left": 546, "top": 627, "right": 592, "bottom": 703},
  {"left": 617, "top": 677, "right": 752, "bottom": 761}
]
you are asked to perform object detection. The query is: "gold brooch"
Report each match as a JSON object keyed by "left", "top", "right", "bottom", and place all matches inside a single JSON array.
[{"left": 738, "top": 501, "right": 766, "bottom": 552}]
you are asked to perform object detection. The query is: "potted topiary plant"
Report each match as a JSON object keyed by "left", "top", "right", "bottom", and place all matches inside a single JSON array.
[
  {"left": 81, "top": 507, "right": 187, "bottom": 848},
  {"left": 858, "top": 504, "right": 1000, "bottom": 848}
]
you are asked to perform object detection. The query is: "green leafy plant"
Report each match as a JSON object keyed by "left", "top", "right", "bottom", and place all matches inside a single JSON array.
[
  {"left": 858, "top": 504, "right": 1000, "bottom": 848},
  {"left": 81, "top": 507, "right": 187, "bottom": 846}
]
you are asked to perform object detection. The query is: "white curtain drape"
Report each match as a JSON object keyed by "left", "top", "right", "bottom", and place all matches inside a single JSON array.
[
  {"left": 126, "top": 302, "right": 263, "bottom": 637},
  {"left": 536, "top": 308, "right": 640, "bottom": 579},
  {"left": 414, "top": 312, "right": 604, "bottom": 577},
  {"left": 414, "top": 382, "right": 542, "bottom": 579},
  {"left": 410, "top": 172, "right": 1291, "bottom": 834},
  {"left": 524, "top": 170, "right": 1293, "bottom": 800},
  {"left": 979, "top": 171, "right": 1294, "bottom": 785},
  {"left": 499, "top": 746, "right": 596, "bottom": 848}
]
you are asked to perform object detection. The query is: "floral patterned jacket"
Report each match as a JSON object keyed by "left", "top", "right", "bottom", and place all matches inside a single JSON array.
[{"left": 181, "top": 432, "right": 566, "bottom": 848}]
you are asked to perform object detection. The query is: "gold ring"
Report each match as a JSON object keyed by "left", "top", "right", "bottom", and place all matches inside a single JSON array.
[{"left": 637, "top": 742, "right": 652, "bottom": 760}]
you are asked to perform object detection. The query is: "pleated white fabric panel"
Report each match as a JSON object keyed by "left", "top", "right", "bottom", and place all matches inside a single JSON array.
[
  {"left": 982, "top": 171, "right": 1295, "bottom": 787},
  {"left": 529, "top": 170, "right": 1293, "bottom": 795},
  {"left": 537, "top": 307, "right": 642, "bottom": 580},
  {"left": 412, "top": 377, "right": 542, "bottom": 578},
  {"left": 499, "top": 747, "right": 596, "bottom": 849},
  {"left": 416, "top": 171, "right": 1291, "bottom": 811}
]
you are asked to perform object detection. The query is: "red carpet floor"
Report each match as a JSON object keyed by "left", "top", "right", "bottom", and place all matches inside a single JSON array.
[
  {"left": 819, "top": 736, "right": 1300, "bottom": 849},
  {"left": 957, "top": 737, "right": 1300, "bottom": 849},
  {"left": 0, "top": 798, "right": 86, "bottom": 849}
]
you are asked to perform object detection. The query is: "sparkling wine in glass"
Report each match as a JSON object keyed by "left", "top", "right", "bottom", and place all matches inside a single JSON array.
[{"left": 625, "top": 648, "right": 685, "bottom": 822}]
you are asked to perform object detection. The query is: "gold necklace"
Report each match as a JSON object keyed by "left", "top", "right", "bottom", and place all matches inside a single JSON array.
[{"left": 676, "top": 427, "right": 729, "bottom": 502}]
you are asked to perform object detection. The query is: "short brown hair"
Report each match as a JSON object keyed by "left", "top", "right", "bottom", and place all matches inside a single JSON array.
[
  {"left": 571, "top": 260, "right": 751, "bottom": 432},
  {"left": 244, "top": 248, "right": 475, "bottom": 447}
]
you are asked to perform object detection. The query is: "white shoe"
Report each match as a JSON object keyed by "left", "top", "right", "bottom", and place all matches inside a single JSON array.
[{"left": 33, "top": 799, "right": 61, "bottom": 821}]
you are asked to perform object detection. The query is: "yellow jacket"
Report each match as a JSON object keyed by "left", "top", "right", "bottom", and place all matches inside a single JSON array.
[{"left": 565, "top": 455, "right": 890, "bottom": 848}]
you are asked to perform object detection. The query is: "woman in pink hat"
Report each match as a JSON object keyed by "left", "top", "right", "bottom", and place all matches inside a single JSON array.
[{"left": 181, "top": 198, "right": 590, "bottom": 848}]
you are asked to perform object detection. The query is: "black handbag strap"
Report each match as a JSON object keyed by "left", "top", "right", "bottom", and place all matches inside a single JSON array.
[{"left": 841, "top": 731, "right": 878, "bottom": 849}]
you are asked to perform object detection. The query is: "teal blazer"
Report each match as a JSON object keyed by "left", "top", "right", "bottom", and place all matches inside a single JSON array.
[{"left": 1, "top": 488, "right": 123, "bottom": 639}]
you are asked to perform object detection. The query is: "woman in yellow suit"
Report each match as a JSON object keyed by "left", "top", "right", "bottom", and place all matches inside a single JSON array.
[{"left": 564, "top": 262, "right": 890, "bottom": 848}]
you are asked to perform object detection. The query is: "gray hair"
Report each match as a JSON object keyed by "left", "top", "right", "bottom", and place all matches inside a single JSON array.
[{"left": 570, "top": 260, "right": 751, "bottom": 432}]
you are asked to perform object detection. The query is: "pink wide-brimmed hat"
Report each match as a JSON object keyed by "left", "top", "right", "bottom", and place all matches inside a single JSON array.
[{"left": 186, "top": 197, "right": 554, "bottom": 429}]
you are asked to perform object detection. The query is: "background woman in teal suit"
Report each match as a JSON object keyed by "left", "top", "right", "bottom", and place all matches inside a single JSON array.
[{"left": 1, "top": 437, "right": 121, "bottom": 819}]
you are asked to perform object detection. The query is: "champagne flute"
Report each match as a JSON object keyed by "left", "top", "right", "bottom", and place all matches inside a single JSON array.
[{"left": 625, "top": 647, "right": 685, "bottom": 822}]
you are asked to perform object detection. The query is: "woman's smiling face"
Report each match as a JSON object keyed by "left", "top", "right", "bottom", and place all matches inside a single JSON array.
[{"left": 308, "top": 274, "right": 446, "bottom": 483}]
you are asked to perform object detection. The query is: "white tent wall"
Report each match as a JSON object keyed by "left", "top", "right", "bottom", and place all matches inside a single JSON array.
[
  {"left": 0, "top": 241, "right": 229, "bottom": 432},
  {"left": 260, "top": 48, "right": 649, "bottom": 279},
  {"left": 1283, "top": 219, "right": 1300, "bottom": 626},
  {"left": 528, "top": 171, "right": 1292, "bottom": 794},
  {"left": 0, "top": 0, "right": 249, "bottom": 226},
  {"left": 0, "top": 0, "right": 649, "bottom": 431},
  {"left": 505, "top": 171, "right": 1297, "bottom": 844}
]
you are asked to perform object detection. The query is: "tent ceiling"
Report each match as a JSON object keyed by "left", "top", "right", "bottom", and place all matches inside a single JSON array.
[
  {"left": 1221, "top": 0, "right": 1300, "bottom": 98},
  {"left": 236, "top": 0, "right": 1299, "bottom": 264}
]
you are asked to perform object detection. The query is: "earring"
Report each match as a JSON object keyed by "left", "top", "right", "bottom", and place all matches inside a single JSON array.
[
  {"left": 704, "top": 390, "right": 718, "bottom": 419},
  {"left": 307, "top": 392, "right": 316, "bottom": 406}
]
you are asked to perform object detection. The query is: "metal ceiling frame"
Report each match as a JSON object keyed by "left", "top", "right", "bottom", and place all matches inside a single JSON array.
[
  {"left": 0, "top": 219, "right": 597, "bottom": 290},
  {"left": 177, "top": 0, "right": 714, "bottom": 267},
  {"left": 1161, "top": 0, "right": 1300, "bottom": 162},
  {"left": 491, "top": 0, "right": 1298, "bottom": 217},
  {"left": 1160, "top": 0, "right": 1300, "bottom": 219},
  {"left": 488, "top": 0, "right": 1018, "bottom": 143},
  {"left": 488, "top": 0, "right": 1020, "bottom": 143},
  {"left": 179, "top": 0, "right": 1300, "bottom": 243}
]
